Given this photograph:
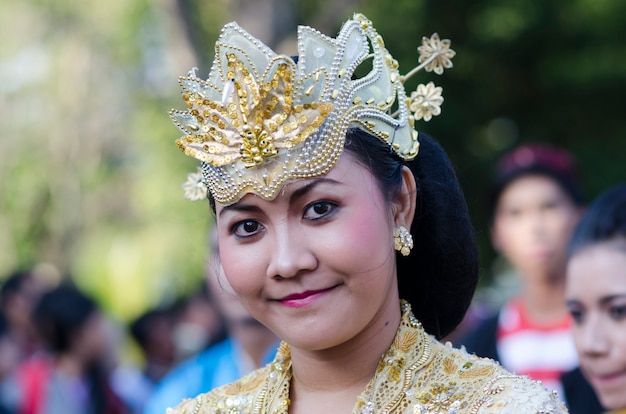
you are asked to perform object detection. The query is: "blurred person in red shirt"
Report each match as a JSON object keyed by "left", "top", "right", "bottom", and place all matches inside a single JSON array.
[
  {"left": 459, "top": 143, "right": 602, "bottom": 413},
  {"left": 14, "top": 283, "right": 127, "bottom": 414}
]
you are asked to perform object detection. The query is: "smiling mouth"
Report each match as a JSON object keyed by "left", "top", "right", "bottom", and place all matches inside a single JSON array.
[
  {"left": 594, "top": 372, "right": 625, "bottom": 381},
  {"left": 585, "top": 368, "right": 626, "bottom": 386},
  {"left": 278, "top": 286, "right": 337, "bottom": 308}
]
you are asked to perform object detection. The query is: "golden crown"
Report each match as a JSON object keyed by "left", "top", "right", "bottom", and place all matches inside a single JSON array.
[{"left": 171, "top": 13, "right": 455, "bottom": 205}]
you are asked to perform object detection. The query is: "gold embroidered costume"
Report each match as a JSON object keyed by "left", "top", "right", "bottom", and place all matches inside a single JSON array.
[
  {"left": 168, "top": 12, "right": 569, "bottom": 414},
  {"left": 168, "top": 303, "right": 567, "bottom": 414}
]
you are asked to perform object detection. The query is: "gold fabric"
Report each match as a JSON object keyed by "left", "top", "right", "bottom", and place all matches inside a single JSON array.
[{"left": 168, "top": 303, "right": 568, "bottom": 413}]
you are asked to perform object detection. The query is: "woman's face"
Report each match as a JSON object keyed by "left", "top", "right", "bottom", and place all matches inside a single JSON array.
[
  {"left": 566, "top": 241, "right": 626, "bottom": 410},
  {"left": 492, "top": 174, "right": 580, "bottom": 281},
  {"left": 215, "top": 153, "right": 408, "bottom": 352}
]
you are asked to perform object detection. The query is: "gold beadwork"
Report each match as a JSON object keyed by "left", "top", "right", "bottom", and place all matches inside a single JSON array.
[
  {"left": 172, "top": 13, "right": 455, "bottom": 204},
  {"left": 167, "top": 301, "right": 569, "bottom": 414}
]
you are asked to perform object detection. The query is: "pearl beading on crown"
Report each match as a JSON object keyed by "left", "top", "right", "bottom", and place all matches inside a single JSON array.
[{"left": 172, "top": 13, "right": 454, "bottom": 204}]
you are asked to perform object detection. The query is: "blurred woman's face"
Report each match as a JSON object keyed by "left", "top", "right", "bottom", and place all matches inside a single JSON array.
[
  {"left": 566, "top": 241, "right": 626, "bottom": 410},
  {"left": 215, "top": 153, "right": 407, "bottom": 352},
  {"left": 492, "top": 174, "right": 580, "bottom": 281},
  {"left": 74, "top": 312, "right": 109, "bottom": 363}
]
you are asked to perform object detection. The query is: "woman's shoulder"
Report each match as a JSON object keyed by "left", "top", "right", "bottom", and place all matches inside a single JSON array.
[
  {"left": 423, "top": 339, "right": 568, "bottom": 413},
  {"left": 166, "top": 365, "right": 270, "bottom": 414}
]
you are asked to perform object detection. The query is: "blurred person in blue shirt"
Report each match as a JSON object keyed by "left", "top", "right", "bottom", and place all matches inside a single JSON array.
[{"left": 143, "top": 232, "right": 278, "bottom": 414}]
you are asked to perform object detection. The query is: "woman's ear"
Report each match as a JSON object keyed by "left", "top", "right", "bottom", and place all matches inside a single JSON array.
[{"left": 392, "top": 166, "right": 417, "bottom": 229}]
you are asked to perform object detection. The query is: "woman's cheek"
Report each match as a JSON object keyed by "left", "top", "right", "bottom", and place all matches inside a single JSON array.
[
  {"left": 339, "top": 210, "right": 391, "bottom": 260},
  {"left": 219, "top": 241, "right": 252, "bottom": 296}
]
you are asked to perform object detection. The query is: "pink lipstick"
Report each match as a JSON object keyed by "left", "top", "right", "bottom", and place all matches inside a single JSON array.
[{"left": 279, "top": 287, "right": 335, "bottom": 308}]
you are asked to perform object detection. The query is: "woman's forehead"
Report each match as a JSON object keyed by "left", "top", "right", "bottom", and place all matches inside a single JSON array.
[
  {"left": 215, "top": 153, "right": 372, "bottom": 210},
  {"left": 567, "top": 243, "right": 626, "bottom": 294}
]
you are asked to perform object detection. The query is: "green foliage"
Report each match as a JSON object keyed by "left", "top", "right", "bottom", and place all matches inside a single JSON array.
[
  {"left": 361, "top": 0, "right": 626, "bottom": 279},
  {"left": 0, "top": 0, "right": 210, "bottom": 319}
]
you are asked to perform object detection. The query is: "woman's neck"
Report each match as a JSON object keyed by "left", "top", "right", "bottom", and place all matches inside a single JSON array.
[
  {"left": 519, "top": 275, "right": 567, "bottom": 324},
  {"left": 288, "top": 300, "right": 401, "bottom": 413}
]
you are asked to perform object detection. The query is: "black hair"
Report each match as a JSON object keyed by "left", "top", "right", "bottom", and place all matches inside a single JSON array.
[
  {"left": 0, "top": 270, "right": 33, "bottom": 304},
  {"left": 33, "top": 284, "right": 98, "bottom": 354},
  {"left": 0, "top": 311, "right": 7, "bottom": 338},
  {"left": 487, "top": 165, "right": 585, "bottom": 222},
  {"left": 568, "top": 182, "right": 626, "bottom": 258},
  {"left": 486, "top": 144, "right": 585, "bottom": 222},
  {"left": 344, "top": 128, "right": 479, "bottom": 339},
  {"left": 130, "top": 308, "right": 172, "bottom": 351}
]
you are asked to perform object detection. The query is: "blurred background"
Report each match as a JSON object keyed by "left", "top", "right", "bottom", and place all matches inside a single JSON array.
[{"left": 1, "top": 0, "right": 625, "bottom": 322}]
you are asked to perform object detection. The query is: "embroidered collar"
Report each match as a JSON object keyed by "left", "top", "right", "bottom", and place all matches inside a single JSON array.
[{"left": 251, "top": 301, "right": 432, "bottom": 413}]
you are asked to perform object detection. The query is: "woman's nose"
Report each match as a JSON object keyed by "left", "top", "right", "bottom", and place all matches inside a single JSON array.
[
  {"left": 579, "top": 316, "right": 609, "bottom": 357},
  {"left": 266, "top": 225, "right": 317, "bottom": 280}
]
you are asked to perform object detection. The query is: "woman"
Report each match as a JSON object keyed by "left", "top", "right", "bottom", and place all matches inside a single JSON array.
[
  {"left": 168, "top": 13, "right": 567, "bottom": 413},
  {"left": 566, "top": 183, "right": 626, "bottom": 413}
]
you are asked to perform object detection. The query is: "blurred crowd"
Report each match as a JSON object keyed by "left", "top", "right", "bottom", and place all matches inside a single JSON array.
[
  {"left": 0, "top": 142, "right": 623, "bottom": 414},
  {"left": 0, "top": 247, "right": 277, "bottom": 414}
]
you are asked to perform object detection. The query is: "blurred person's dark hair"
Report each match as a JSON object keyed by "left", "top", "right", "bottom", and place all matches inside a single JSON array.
[
  {"left": 130, "top": 308, "right": 172, "bottom": 351},
  {"left": 0, "top": 311, "right": 7, "bottom": 338},
  {"left": 0, "top": 270, "right": 34, "bottom": 304},
  {"left": 0, "top": 269, "right": 47, "bottom": 360},
  {"left": 33, "top": 283, "right": 97, "bottom": 354},
  {"left": 568, "top": 182, "right": 626, "bottom": 257},
  {"left": 488, "top": 143, "right": 585, "bottom": 221},
  {"left": 129, "top": 307, "right": 177, "bottom": 384}
]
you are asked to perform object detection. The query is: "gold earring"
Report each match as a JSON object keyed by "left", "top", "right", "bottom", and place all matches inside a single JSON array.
[{"left": 393, "top": 225, "right": 413, "bottom": 256}]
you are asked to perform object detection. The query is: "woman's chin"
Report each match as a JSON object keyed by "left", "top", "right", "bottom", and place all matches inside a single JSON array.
[{"left": 590, "top": 372, "right": 626, "bottom": 411}]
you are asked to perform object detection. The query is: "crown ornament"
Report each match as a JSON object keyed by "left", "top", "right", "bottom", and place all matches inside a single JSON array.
[{"left": 171, "top": 13, "right": 455, "bottom": 204}]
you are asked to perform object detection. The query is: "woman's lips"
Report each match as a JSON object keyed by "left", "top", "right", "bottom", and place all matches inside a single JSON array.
[
  {"left": 278, "top": 286, "right": 336, "bottom": 308},
  {"left": 592, "top": 370, "right": 626, "bottom": 383},
  {"left": 528, "top": 248, "right": 552, "bottom": 262}
]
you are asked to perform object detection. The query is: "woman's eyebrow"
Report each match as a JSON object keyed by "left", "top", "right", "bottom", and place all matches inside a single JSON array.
[
  {"left": 218, "top": 177, "right": 342, "bottom": 218},
  {"left": 599, "top": 294, "right": 626, "bottom": 306},
  {"left": 218, "top": 203, "right": 263, "bottom": 219},
  {"left": 289, "top": 178, "right": 342, "bottom": 204}
]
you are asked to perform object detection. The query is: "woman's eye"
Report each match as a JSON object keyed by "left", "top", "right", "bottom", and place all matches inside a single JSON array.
[
  {"left": 303, "top": 201, "right": 336, "bottom": 220},
  {"left": 542, "top": 200, "right": 564, "bottom": 212},
  {"left": 232, "top": 220, "right": 263, "bottom": 237},
  {"left": 567, "top": 308, "right": 584, "bottom": 324},
  {"left": 609, "top": 305, "right": 626, "bottom": 320}
]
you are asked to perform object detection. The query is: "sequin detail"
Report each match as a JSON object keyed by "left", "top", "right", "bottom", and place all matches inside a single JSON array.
[
  {"left": 168, "top": 302, "right": 569, "bottom": 413},
  {"left": 171, "top": 13, "right": 442, "bottom": 205}
]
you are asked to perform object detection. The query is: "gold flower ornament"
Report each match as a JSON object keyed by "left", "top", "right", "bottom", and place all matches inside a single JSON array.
[
  {"left": 409, "top": 82, "right": 443, "bottom": 122},
  {"left": 417, "top": 33, "right": 456, "bottom": 75}
]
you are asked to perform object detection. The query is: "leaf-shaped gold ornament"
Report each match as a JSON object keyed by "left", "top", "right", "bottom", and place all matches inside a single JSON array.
[{"left": 173, "top": 54, "right": 332, "bottom": 169}]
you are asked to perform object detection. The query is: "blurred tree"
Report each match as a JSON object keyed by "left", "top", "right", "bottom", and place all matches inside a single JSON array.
[
  {"left": 0, "top": 0, "right": 210, "bottom": 319},
  {"left": 360, "top": 0, "right": 626, "bottom": 282}
]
